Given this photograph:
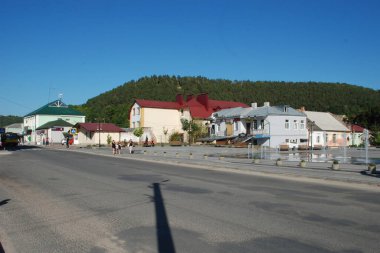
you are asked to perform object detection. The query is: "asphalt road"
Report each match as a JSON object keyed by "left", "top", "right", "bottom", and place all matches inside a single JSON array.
[{"left": 0, "top": 148, "right": 379, "bottom": 253}]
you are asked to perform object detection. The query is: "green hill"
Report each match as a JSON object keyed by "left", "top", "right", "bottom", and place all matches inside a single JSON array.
[
  {"left": 75, "top": 75, "right": 380, "bottom": 130},
  {"left": 0, "top": 115, "right": 23, "bottom": 128}
]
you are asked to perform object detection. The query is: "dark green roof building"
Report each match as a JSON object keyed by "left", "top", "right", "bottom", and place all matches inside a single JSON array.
[{"left": 23, "top": 99, "right": 86, "bottom": 144}]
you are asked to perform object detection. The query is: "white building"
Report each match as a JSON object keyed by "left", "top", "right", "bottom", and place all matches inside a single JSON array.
[
  {"left": 24, "top": 99, "right": 85, "bottom": 144},
  {"left": 303, "top": 111, "right": 350, "bottom": 148},
  {"left": 210, "top": 102, "right": 308, "bottom": 149}
]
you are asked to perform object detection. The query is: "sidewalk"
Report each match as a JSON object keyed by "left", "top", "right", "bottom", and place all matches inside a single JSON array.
[{"left": 44, "top": 144, "right": 380, "bottom": 190}]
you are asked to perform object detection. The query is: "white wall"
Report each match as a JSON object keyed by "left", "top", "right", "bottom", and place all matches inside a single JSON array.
[{"left": 267, "top": 115, "right": 308, "bottom": 148}]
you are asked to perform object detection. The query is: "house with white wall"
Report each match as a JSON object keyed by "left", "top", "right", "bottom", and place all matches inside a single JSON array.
[
  {"left": 129, "top": 93, "right": 248, "bottom": 143},
  {"left": 302, "top": 111, "right": 350, "bottom": 148},
  {"left": 23, "top": 99, "right": 85, "bottom": 145},
  {"left": 35, "top": 119, "right": 73, "bottom": 144},
  {"left": 210, "top": 102, "right": 308, "bottom": 149},
  {"left": 74, "top": 123, "right": 125, "bottom": 146}
]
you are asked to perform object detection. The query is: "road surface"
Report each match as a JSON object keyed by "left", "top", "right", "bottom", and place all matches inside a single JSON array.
[{"left": 0, "top": 148, "right": 379, "bottom": 252}]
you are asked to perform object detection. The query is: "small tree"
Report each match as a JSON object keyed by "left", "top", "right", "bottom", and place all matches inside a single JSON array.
[
  {"left": 133, "top": 127, "right": 144, "bottom": 144},
  {"left": 181, "top": 119, "right": 200, "bottom": 145},
  {"left": 106, "top": 134, "right": 112, "bottom": 145},
  {"left": 370, "top": 131, "right": 380, "bottom": 146}
]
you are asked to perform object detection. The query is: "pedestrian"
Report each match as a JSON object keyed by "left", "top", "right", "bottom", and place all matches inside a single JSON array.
[
  {"left": 128, "top": 139, "right": 133, "bottom": 154},
  {"left": 111, "top": 140, "right": 116, "bottom": 155},
  {"left": 117, "top": 142, "right": 121, "bottom": 154},
  {"left": 66, "top": 136, "right": 70, "bottom": 148}
]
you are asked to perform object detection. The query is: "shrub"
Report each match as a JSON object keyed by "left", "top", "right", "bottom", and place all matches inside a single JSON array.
[{"left": 169, "top": 132, "right": 182, "bottom": 142}]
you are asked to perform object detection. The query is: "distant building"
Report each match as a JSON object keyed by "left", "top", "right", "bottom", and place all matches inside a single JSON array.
[
  {"left": 210, "top": 102, "right": 308, "bottom": 149},
  {"left": 35, "top": 119, "right": 74, "bottom": 144},
  {"left": 23, "top": 99, "right": 85, "bottom": 144},
  {"left": 129, "top": 93, "right": 248, "bottom": 143},
  {"left": 74, "top": 122, "right": 125, "bottom": 146},
  {"left": 302, "top": 110, "right": 350, "bottom": 148},
  {"left": 5, "top": 123, "right": 24, "bottom": 135}
]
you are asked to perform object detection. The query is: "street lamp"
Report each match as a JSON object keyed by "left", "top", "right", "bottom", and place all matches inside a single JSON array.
[{"left": 95, "top": 118, "right": 104, "bottom": 147}]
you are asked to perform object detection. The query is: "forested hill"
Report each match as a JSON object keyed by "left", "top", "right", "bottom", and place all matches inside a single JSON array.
[
  {"left": 75, "top": 75, "right": 380, "bottom": 129},
  {"left": 0, "top": 115, "right": 23, "bottom": 128}
]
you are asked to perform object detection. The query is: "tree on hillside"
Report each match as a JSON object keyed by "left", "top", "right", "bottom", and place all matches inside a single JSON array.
[{"left": 76, "top": 75, "right": 380, "bottom": 132}]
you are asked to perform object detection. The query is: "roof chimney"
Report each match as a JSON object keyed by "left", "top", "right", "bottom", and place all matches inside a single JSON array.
[
  {"left": 251, "top": 102, "right": 257, "bottom": 109},
  {"left": 186, "top": 94, "right": 193, "bottom": 102},
  {"left": 176, "top": 94, "right": 184, "bottom": 105},
  {"left": 197, "top": 93, "right": 209, "bottom": 110},
  {"left": 263, "top": 102, "right": 270, "bottom": 107}
]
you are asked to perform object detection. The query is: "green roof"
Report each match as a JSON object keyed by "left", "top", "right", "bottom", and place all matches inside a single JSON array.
[
  {"left": 36, "top": 119, "right": 74, "bottom": 130},
  {"left": 24, "top": 99, "right": 85, "bottom": 117}
]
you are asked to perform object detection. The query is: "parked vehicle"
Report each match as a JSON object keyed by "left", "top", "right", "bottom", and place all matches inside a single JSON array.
[{"left": 0, "top": 132, "right": 19, "bottom": 147}]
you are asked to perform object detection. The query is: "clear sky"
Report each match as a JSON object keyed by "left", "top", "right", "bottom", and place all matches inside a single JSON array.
[{"left": 1, "top": 0, "right": 379, "bottom": 116}]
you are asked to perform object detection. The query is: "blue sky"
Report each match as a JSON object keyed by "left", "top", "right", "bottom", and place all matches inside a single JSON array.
[{"left": 1, "top": 0, "right": 379, "bottom": 116}]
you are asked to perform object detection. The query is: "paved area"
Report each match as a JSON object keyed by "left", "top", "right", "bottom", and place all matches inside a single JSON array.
[{"left": 31, "top": 144, "right": 380, "bottom": 190}]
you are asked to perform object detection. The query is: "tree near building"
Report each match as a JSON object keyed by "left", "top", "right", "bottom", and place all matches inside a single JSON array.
[
  {"left": 181, "top": 119, "right": 200, "bottom": 145},
  {"left": 133, "top": 127, "right": 144, "bottom": 144}
]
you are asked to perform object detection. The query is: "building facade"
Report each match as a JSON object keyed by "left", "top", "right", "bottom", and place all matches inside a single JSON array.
[
  {"left": 210, "top": 102, "right": 308, "bottom": 149},
  {"left": 129, "top": 93, "right": 248, "bottom": 143},
  {"left": 23, "top": 99, "right": 85, "bottom": 144},
  {"left": 303, "top": 111, "right": 350, "bottom": 148}
]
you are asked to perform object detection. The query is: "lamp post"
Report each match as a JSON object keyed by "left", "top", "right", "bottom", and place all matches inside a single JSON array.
[
  {"left": 310, "top": 121, "right": 315, "bottom": 161},
  {"left": 95, "top": 118, "right": 104, "bottom": 147}
]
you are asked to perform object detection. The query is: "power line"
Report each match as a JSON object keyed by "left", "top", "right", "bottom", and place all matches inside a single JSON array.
[{"left": 0, "top": 96, "right": 33, "bottom": 111}]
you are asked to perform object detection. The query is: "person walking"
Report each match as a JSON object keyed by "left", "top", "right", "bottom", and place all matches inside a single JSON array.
[
  {"left": 117, "top": 142, "right": 122, "bottom": 154},
  {"left": 111, "top": 140, "right": 116, "bottom": 155},
  {"left": 66, "top": 136, "right": 70, "bottom": 148},
  {"left": 128, "top": 139, "right": 133, "bottom": 154}
]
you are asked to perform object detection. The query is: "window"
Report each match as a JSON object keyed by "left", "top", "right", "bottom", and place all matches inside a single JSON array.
[
  {"left": 133, "top": 108, "right": 136, "bottom": 115},
  {"left": 234, "top": 121, "right": 239, "bottom": 131},
  {"left": 137, "top": 108, "right": 140, "bottom": 115},
  {"left": 285, "top": 119, "right": 289, "bottom": 129},
  {"left": 253, "top": 120, "right": 258, "bottom": 130},
  {"left": 300, "top": 120, "right": 305, "bottom": 129},
  {"left": 317, "top": 136, "right": 320, "bottom": 143},
  {"left": 260, "top": 120, "right": 264, "bottom": 129},
  {"left": 294, "top": 120, "right": 298, "bottom": 130},
  {"left": 285, "top": 139, "right": 289, "bottom": 143},
  {"left": 325, "top": 134, "right": 328, "bottom": 143},
  {"left": 332, "top": 134, "right": 337, "bottom": 143}
]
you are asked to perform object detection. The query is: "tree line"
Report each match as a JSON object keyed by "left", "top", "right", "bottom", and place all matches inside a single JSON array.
[
  {"left": 2, "top": 75, "right": 379, "bottom": 134},
  {"left": 74, "top": 75, "right": 379, "bottom": 131}
]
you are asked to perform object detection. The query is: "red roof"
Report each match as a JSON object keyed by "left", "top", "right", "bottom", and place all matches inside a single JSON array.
[
  {"left": 135, "top": 99, "right": 182, "bottom": 110},
  {"left": 352, "top": 124, "right": 365, "bottom": 132},
  {"left": 76, "top": 123, "right": 125, "bottom": 132},
  {"left": 187, "top": 98, "right": 248, "bottom": 118},
  {"left": 134, "top": 94, "right": 249, "bottom": 119}
]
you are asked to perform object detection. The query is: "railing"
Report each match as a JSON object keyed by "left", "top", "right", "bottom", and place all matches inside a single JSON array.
[{"left": 251, "top": 129, "right": 270, "bottom": 135}]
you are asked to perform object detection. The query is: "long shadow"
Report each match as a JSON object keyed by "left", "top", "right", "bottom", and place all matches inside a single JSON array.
[
  {"left": 0, "top": 199, "right": 10, "bottom": 206},
  {"left": 360, "top": 170, "right": 380, "bottom": 178},
  {"left": 152, "top": 183, "right": 176, "bottom": 253},
  {"left": 0, "top": 242, "right": 4, "bottom": 253}
]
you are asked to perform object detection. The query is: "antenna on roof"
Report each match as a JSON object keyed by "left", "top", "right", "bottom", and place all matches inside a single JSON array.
[{"left": 56, "top": 93, "right": 64, "bottom": 107}]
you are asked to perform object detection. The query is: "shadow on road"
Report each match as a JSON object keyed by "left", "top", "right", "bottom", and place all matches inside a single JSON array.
[
  {"left": 360, "top": 170, "right": 380, "bottom": 178},
  {"left": 151, "top": 182, "right": 176, "bottom": 253},
  {"left": 0, "top": 199, "right": 10, "bottom": 207}
]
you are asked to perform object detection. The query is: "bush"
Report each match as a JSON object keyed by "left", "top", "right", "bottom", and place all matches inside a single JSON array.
[{"left": 169, "top": 132, "right": 182, "bottom": 142}]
